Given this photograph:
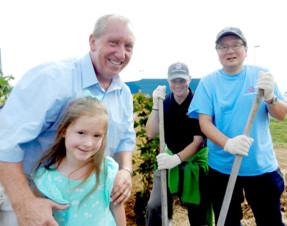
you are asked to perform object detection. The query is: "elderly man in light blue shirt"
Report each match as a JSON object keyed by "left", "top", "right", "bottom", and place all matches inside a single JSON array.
[{"left": 0, "top": 14, "right": 136, "bottom": 226}]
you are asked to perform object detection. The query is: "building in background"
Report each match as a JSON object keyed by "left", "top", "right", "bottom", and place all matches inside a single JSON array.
[{"left": 125, "top": 78, "right": 201, "bottom": 96}]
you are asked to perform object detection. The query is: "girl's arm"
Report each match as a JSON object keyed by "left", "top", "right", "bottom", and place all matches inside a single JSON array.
[{"left": 110, "top": 203, "right": 126, "bottom": 226}]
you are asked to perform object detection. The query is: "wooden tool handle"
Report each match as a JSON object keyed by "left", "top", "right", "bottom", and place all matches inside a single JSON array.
[
  {"left": 159, "top": 97, "right": 168, "bottom": 226},
  {"left": 217, "top": 89, "right": 264, "bottom": 226}
]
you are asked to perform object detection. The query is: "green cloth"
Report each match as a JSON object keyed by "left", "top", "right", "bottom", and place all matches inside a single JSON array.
[
  {"left": 166, "top": 147, "right": 213, "bottom": 226},
  {"left": 167, "top": 147, "right": 209, "bottom": 204}
]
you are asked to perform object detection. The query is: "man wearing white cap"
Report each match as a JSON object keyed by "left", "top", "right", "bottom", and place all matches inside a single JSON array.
[
  {"left": 145, "top": 62, "right": 211, "bottom": 225},
  {"left": 188, "top": 27, "right": 287, "bottom": 225}
]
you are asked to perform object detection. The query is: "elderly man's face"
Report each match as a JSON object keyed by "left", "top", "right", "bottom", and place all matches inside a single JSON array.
[{"left": 89, "top": 18, "right": 135, "bottom": 81}]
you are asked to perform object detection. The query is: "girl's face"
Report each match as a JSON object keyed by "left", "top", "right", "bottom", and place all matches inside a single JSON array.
[{"left": 64, "top": 115, "right": 106, "bottom": 166}]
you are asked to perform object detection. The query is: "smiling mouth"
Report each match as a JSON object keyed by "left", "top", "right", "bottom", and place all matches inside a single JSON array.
[
  {"left": 109, "top": 59, "right": 123, "bottom": 66},
  {"left": 227, "top": 56, "right": 236, "bottom": 61},
  {"left": 78, "top": 148, "right": 89, "bottom": 153}
]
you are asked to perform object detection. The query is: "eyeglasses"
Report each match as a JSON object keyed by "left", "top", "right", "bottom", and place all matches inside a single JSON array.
[{"left": 216, "top": 43, "right": 244, "bottom": 52}]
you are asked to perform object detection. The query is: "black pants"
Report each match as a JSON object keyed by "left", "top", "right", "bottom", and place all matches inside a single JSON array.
[
  {"left": 209, "top": 167, "right": 285, "bottom": 226},
  {"left": 146, "top": 168, "right": 210, "bottom": 226}
]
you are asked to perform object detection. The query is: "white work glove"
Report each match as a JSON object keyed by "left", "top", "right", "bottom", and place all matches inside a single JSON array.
[
  {"left": 152, "top": 85, "right": 166, "bottom": 109},
  {"left": 156, "top": 153, "right": 181, "bottom": 170},
  {"left": 224, "top": 135, "right": 254, "bottom": 156},
  {"left": 256, "top": 71, "right": 275, "bottom": 102}
]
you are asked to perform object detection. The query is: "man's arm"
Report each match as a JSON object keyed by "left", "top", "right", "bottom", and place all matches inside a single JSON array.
[
  {"left": 198, "top": 114, "right": 229, "bottom": 149},
  {"left": 177, "top": 135, "right": 205, "bottom": 162},
  {"left": 0, "top": 162, "right": 68, "bottom": 226},
  {"left": 266, "top": 99, "right": 287, "bottom": 121},
  {"left": 156, "top": 135, "right": 205, "bottom": 170},
  {"left": 199, "top": 114, "right": 253, "bottom": 156},
  {"left": 146, "top": 109, "right": 160, "bottom": 139}
]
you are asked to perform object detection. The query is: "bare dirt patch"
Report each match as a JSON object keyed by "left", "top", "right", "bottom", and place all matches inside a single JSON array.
[{"left": 125, "top": 146, "right": 287, "bottom": 225}]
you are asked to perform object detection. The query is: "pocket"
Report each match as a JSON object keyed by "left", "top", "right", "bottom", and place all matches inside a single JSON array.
[
  {"left": 267, "top": 168, "right": 285, "bottom": 195},
  {"left": 275, "top": 168, "right": 285, "bottom": 195}
]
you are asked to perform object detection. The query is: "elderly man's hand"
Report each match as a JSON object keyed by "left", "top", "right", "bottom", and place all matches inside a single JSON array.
[
  {"left": 110, "top": 169, "right": 132, "bottom": 205},
  {"left": 15, "top": 196, "right": 69, "bottom": 226}
]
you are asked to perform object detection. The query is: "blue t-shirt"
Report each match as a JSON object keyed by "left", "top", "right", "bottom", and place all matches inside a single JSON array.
[
  {"left": 188, "top": 65, "right": 284, "bottom": 176},
  {"left": 33, "top": 156, "right": 118, "bottom": 226}
]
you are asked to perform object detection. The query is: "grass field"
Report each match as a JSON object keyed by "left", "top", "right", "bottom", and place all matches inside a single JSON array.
[{"left": 270, "top": 117, "right": 287, "bottom": 147}]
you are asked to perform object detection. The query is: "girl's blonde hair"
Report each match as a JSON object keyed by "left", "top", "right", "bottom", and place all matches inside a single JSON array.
[{"left": 33, "top": 97, "right": 108, "bottom": 201}]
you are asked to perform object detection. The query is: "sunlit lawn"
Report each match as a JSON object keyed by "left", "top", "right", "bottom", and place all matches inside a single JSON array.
[{"left": 270, "top": 117, "right": 287, "bottom": 147}]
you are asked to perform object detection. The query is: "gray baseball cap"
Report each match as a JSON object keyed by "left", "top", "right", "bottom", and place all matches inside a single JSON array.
[
  {"left": 215, "top": 27, "right": 247, "bottom": 45},
  {"left": 168, "top": 62, "right": 190, "bottom": 81}
]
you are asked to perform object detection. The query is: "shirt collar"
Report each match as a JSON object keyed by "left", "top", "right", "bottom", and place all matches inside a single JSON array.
[
  {"left": 81, "top": 53, "right": 124, "bottom": 93},
  {"left": 81, "top": 53, "right": 98, "bottom": 88},
  {"left": 107, "top": 75, "right": 123, "bottom": 93}
]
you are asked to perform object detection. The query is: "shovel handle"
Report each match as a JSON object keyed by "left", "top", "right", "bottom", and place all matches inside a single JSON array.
[
  {"left": 217, "top": 89, "right": 264, "bottom": 226},
  {"left": 158, "top": 97, "right": 168, "bottom": 226}
]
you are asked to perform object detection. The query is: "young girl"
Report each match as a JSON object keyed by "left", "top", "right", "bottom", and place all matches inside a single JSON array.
[{"left": 31, "top": 97, "right": 126, "bottom": 226}]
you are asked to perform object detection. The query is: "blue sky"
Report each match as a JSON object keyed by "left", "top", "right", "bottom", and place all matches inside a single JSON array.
[{"left": 1, "top": 0, "right": 287, "bottom": 92}]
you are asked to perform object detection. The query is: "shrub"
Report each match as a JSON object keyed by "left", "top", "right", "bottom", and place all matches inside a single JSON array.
[
  {"left": 132, "top": 91, "right": 159, "bottom": 224},
  {"left": 0, "top": 69, "right": 14, "bottom": 108}
]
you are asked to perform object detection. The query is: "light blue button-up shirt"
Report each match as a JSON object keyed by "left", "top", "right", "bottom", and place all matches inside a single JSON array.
[{"left": 0, "top": 53, "right": 136, "bottom": 174}]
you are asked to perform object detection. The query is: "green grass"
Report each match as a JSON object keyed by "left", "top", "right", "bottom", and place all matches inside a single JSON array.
[{"left": 270, "top": 117, "right": 287, "bottom": 147}]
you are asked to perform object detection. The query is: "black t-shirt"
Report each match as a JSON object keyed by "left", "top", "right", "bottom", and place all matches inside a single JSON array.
[{"left": 163, "top": 89, "right": 204, "bottom": 154}]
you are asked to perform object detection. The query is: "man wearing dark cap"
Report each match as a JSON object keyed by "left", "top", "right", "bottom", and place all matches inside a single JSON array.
[
  {"left": 145, "top": 62, "right": 211, "bottom": 225},
  {"left": 188, "top": 27, "right": 287, "bottom": 225}
]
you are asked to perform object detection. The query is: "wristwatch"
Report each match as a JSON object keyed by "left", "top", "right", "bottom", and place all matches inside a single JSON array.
[
  {"left": 266, "top": 96, "right": 278, "bottom": 107},
  {"left": 121, "top": 167, "right": 133, "bottom": 176}
]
